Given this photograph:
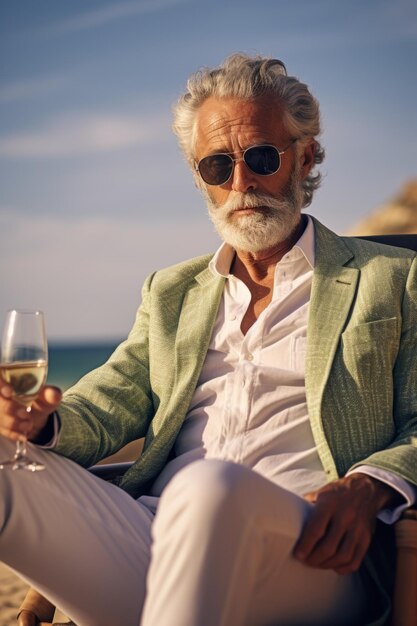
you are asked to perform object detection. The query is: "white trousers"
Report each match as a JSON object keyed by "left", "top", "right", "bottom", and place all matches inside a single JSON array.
[{"left": 0, "top": 438, "right": 365, "bottom": 626}]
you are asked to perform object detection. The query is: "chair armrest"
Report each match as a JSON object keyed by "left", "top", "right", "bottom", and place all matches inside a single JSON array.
[
  {"left": 391, "top": 507, "right": 417, "bottom": 626},
  {"left": 88, "top": 461, "right": 134, "bottom": 481},
  {"left": 402, "top": 507, "right": 417, "bottom": 521}
]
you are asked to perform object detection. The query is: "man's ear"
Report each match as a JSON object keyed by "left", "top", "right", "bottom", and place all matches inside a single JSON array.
[{"left": 300, "top": 140, "right": 316, "bottom": 179}]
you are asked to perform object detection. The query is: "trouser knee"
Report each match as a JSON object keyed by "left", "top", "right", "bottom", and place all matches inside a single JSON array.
[{"left": 156, "top": 459, "right": 253, "bottom": 530}]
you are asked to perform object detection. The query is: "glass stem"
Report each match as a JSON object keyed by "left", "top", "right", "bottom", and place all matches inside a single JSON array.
[
  {"left": 15, "top": 439, "right": 27, "bottom": 459},
  {"left": 15, "top": 406, "right": 31, "bottom": 458}
]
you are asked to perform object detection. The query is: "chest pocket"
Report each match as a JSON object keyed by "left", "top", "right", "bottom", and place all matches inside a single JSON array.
[{"left": 341, "top": 317, "right": 399, "bottom": 383}]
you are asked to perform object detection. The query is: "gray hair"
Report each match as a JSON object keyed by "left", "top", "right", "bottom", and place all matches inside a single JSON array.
[{"left": 172, "top": 53, "right": 325, "bottom": 207}]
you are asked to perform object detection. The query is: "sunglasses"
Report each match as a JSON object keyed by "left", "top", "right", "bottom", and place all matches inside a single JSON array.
[{"left": 195, "top": 140, "right": 296, "bottom": 186}]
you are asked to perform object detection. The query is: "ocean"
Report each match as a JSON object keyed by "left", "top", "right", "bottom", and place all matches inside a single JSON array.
[{"left": 47, "top": 341, "right": 120, "bottom": 391}]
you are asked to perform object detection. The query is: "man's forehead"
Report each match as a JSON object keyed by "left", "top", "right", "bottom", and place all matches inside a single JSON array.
[{"left": 195, "top": 95, "right": 287, "bottom": 150}]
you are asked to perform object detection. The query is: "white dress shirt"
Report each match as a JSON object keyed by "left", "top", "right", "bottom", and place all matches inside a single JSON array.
[{"left": 150, "top": 217, "right": 415, "bottom": 521}]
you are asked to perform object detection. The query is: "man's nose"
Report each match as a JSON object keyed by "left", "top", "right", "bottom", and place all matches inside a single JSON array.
[{"left": 231, "top": 159, "right": 258, "bottom": 193}]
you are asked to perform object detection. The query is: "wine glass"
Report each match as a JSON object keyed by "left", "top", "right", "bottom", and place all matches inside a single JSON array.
[{"left": 0, "top": 310, "right": 48, "bottom": 471}]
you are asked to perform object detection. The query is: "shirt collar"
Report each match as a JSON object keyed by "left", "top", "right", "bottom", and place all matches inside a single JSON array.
[{"left": 209, "top": 214, "right": 316, "bottom": 278}]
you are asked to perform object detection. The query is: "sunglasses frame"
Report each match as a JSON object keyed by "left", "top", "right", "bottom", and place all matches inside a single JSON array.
[{"left": 195, "top": 140, "right": 297, "bottom": 186}]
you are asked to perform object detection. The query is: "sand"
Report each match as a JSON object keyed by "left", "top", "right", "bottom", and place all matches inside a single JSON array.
[
  {"left": 0, "top": 562, "right": 29, "bottom": 626},
  {"left": 0, "top": 562, "right": 70, "bottom": 625}
]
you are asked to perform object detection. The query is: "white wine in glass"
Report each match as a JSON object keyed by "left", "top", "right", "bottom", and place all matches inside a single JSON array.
[{"left": 0, "top": 310, "right": 48, "bottom": 471}]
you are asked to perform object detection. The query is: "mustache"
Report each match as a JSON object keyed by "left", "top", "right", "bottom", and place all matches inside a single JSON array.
[{"left": 218, "top": 191, "right": 286, "bottom": 215}]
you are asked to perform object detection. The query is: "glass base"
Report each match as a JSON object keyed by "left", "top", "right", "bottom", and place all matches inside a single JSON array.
[{"left": 0, "top": 456, "right": 45, "bottom": 471}]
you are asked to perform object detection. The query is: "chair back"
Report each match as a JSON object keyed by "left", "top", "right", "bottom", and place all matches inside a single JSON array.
[{"left": 358, "top": 233, "right": 417, "bottom": 252}]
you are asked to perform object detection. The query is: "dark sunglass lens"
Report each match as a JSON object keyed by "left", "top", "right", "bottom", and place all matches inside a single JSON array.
[
  {"left": 198, "top": 154, "right": 233, "bottom": 185},
  {"left": 245, "top": 146, "right": 280, "bottom": 175}
]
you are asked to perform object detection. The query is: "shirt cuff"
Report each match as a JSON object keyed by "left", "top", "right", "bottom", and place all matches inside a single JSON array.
[
  {"left": 347, "top": 465, "right": 416, "bottom": 524},
  {"left": 35, "top": 412, "right": 61, "bottom": 449}
]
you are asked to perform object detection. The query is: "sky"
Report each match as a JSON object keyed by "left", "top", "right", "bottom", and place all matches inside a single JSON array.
[{"left": 1, "top": 0, "right": 416, "bottom": 341}]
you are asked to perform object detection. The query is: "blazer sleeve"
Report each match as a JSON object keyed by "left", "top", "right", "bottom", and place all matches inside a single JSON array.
[{"left": 52, "top": 273, "right": 156, "bottom": 468}]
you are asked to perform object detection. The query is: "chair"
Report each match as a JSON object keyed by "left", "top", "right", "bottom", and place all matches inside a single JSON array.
[
  {"left": 16, "top": 233, "right": 417, "bottom": 626},
  {"left": 392, "top": 508, "right": 417, "bottom": 626}
]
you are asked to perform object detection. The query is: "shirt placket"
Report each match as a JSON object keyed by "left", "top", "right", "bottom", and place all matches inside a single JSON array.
[
  {"left": 224, "top": 279, "right": 262, "bottom": 462},
  {"left": 221, "top": 279, "right": 254, "bottom": 461}
]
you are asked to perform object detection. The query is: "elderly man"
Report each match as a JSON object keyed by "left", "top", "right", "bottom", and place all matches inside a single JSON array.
[{"left": 1, "top": 54, "right": 417, "bottom": 626}]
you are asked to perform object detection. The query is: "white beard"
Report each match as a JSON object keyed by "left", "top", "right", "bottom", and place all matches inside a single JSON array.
[{"left": 204, "top": 166, "right": 304, "bottom": 253}]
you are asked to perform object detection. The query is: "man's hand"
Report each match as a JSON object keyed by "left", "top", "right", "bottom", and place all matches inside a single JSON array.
[
  {"left": 293, "top": 473, "right": 401, "bottom": 575},
  {"left": 0, "top": 384, "right": 62, "bottom": 443}
]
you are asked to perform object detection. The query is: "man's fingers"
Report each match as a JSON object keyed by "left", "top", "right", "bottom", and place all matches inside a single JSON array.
[
  {"left": 0, "top": 384, "right": 14, "bottom": 399},
  {"left": 302, "top": 534, "right": 369, "bottom": 573},
  {"left": 299, "top": 517, "right": 372, "bottom": 573},
  {"left": 0, "top": 415, "right": 31, "bottom": 440},
  {"left": 38, "top": 385, "right": 62, "bottom": 406},
  {"left": 298, "top": 517, "right": 346, "bottom": 567},
  {"left": 1, "top": 384, "right": 62, "bottom": 409},
  {"left": 0, "top": 425, "right": 28, "bottom": 442},
  {"left": 0, "top": 394, "right": 30, "bottom": 439},
  {"left": 313, "top": 530, "right": 357, "bottom": 570},
  {"left": 293, "top": 506, "right": 331, "bottom": 561},
  {"left": 333, "top": 535, "right": 370, "bottom": 575},
  {"left": 32, "top": 386, "right": 62, "bottom": 414},
  {"left": 294, "top": 475, "right": 384, "bottom": 573},
  {"left": 0, "top": 385, "right": 61, "bottom": 442}
]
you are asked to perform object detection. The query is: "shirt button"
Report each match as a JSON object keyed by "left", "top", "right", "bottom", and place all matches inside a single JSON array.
[
  {"left": 229, "top": 314, "right": 237, "bottom": 321},
  {"left": 246, "top": 353, "right": 254, "bottom": 361}
]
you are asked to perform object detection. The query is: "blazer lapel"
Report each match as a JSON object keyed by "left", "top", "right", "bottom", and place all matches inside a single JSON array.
[
  {"left": 306, "top": 219, "right": 359, "bottom": 472},
  {"left": 172, "top": 267, "right": 225, "bottom": 405},
  {"left": 149, "top": 266, "right": 224, "bottom": 442}
]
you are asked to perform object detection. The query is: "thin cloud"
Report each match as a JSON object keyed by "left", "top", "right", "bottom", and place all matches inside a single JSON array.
[
  {"left": 41, "top": 0, "right": 191, "bottom": 35},
  {"left": 0, "top": 111, "right": 170, "bottom": 159},
  {"left": 0, "top": 74, "right": 71, "bottom": 104}
]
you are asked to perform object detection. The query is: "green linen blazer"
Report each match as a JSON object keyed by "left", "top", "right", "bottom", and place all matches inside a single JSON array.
[
  {"left": 54, "top": 216, "right": 417, "bottom": 624},
  {"left": 55, "top": 217, "right": 417, "bottom": 494}
]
